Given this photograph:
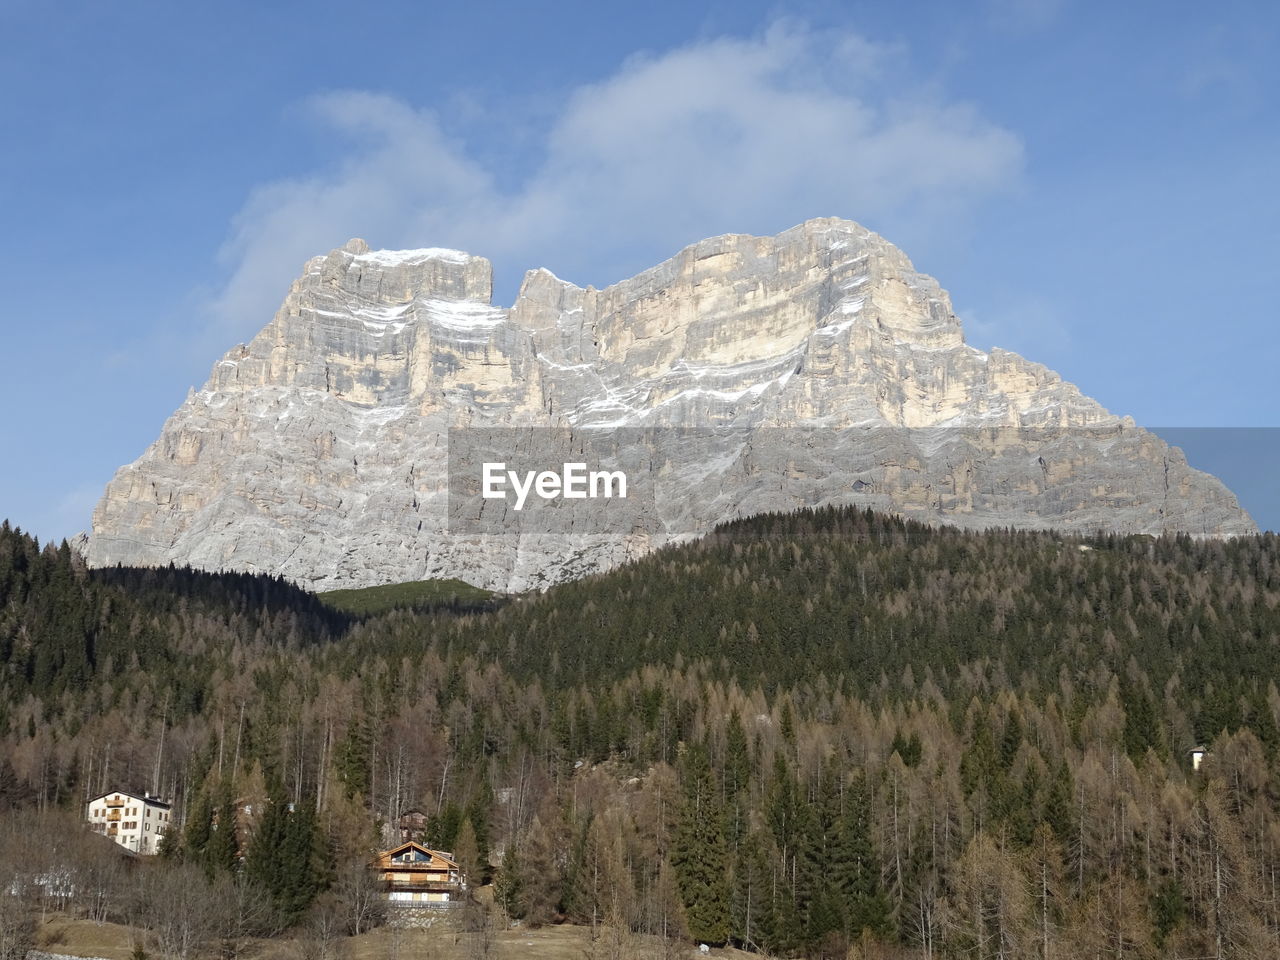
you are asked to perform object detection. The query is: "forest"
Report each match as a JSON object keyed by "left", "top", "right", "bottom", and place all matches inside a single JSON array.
[{"left": 2, "top": 509, "right": 1280, "bottom": 959}]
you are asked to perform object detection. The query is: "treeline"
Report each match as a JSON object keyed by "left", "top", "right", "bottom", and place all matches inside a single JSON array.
[{"left": 3, "top": 512, "right": 1280, "bottom": 958}]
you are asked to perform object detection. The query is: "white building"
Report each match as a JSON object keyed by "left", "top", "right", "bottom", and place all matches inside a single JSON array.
[{"left": 86, "top": 790, "right": 172, "bottom": 855}]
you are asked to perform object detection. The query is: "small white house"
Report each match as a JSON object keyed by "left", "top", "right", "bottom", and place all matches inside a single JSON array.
[
  {"left": 1190, "top": 745, "right": 1208, "bottom": 772},
  {"left": 86, "top": 790, "right": 172, "bottom": 855}
]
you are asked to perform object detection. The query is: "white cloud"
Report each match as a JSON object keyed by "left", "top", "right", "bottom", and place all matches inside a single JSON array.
[
  {"left": 204, "top": 22, "right": 1024, "bottom": 346},
  {"left": 207, "top": 92, "right": 501, "bottom": 344}
]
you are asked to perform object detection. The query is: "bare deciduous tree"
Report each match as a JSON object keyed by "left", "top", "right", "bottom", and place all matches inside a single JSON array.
[
  {"left": 137, "top": 863, "right": 221, "bottom": 960},
  {"left": 213, "top": 872, "right": 281, "bottom": 960},
  {"left": 0, "top": 894, "right": 34, "bottom": 960},
  {"left": 333, "top": 858, "right": 385, "bottom": 936},
  {"left": 294, "top": 894, "right": 350, "bottom": 960}
]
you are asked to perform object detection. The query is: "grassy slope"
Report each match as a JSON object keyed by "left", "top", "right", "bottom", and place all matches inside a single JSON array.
[
  {"left": 318, "top": 578, "right": 497, "bottom": 616},
  {"left": 35, "top": 915, "right": 755, "bottom": 960}
]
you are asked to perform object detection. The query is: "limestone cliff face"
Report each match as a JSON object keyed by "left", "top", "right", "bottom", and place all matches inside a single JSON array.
[{"left": 83, "top": 219, "right": 1255, "bottom": 591}]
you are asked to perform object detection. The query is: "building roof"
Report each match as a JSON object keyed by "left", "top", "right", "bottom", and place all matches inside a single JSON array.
[
  {"left": 87, "top": 789, "right": 172, "bottom": 810},
  {"left": 373, "top": 841, "right": 459, "bottom": 871}
]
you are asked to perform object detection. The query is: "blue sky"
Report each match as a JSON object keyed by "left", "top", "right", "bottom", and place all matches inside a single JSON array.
[{"left": 1, "top": 0, "right": 1277, "bottom": 539}]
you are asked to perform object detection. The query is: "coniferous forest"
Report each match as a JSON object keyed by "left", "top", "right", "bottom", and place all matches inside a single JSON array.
[{"left": 4, "top": 509, "right": 1280, "bottom": 958}]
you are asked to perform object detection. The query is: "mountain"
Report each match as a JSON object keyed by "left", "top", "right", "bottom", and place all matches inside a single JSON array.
[{"left": 82, "top": 218, "right": 1253, "bottom": 590}]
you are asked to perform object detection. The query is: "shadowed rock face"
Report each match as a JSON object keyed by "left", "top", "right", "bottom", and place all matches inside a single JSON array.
[{"left": 82, "top": 219, "right": 1255, "bottom": 591}]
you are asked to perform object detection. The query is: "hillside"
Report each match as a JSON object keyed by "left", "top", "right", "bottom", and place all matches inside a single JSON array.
[
  {"left": 319, "top": 577, "right": 498, "bottom": 617},
  {"left": 3, "top": 511, "right": 1280, "bottom": 957}
]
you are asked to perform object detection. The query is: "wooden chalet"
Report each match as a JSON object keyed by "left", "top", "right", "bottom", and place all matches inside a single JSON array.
[
  {"left": 373, "top": 841, "right": 464, "bottom": 905},
  {"left": 397, "top": 809, "right": 428, "bottom": 842}
]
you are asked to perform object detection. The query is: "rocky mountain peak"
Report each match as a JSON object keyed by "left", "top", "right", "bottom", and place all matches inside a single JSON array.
[{"left": 82, "top": 218, "right": 1254, "bottom": 591}]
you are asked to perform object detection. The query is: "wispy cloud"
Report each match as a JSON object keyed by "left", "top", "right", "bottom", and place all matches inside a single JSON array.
[{"left": 204, "top": 22, "right": 1024, "bottom": 347}]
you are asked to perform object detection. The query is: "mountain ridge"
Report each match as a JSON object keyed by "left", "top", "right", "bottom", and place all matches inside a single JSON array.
[{"left": 82, "top": 217, "right": 1254, "bottom": 590}]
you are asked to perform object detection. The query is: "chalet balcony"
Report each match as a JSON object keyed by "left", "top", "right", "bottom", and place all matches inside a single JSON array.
[
  {"left": 381, "top": 885, "right": 463, "bottom": 901},
  {"left": 107, "top": 811, "right": 121, "bottom": 822},
  {"left": 104, "top": 797, "right": 126, "bottom": 808}
]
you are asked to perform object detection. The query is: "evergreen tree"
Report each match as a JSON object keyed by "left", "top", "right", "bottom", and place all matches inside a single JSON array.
[
  {"left": 426, "top": 802, "right": 462, "bottom": 852},
  {"left": 204, "top": 779, "right": 239, "bottom": 875},
  {"left": 332, "top": 722, "right": 371, "bottom": 799},
  {"left": 182, "top": 787, "right": 213, "bottom": 866},
  {"left": 672, "top": 744, "right": 731, "bottom": 944},
  {"left": 1121, "top": 677, "right": 1161, "bottom": 760},
  {"left": 245, "top": 795, "right": 289, "bottom": 916},
  {"left": 830, "top": 775, "right": 892, "bottom": 941},
  {"left": 890, "top": 729, "right": 923, "bottom": 768},
  {"left": 245, "top": 796, "right": 326, "bottom": 925},
  {"left": 724, "top": 711, "right": 751, "bottom": 799},
  {"left": 1042, "top": 761, "right": 1073, "bottom": 842},
  {"left": 731, "top": 830, "right": 776, "bottom": 951},
  {"left": 465, "top": 783, "right": 493, "bottom": 881},
  {"left": 518, "top": 814, "right": 560, "bottom": 926},
  {"left": 454, "top": 817, "right": 481, "bottom": 893},
  {"left": 494, "top": 844, "right": 524, "bottom": 919}
]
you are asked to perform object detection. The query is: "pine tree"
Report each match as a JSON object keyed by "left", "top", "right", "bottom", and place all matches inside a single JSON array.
[
  {"left": 830, "top": 775, "right": 892, "bottom": 941},
  {"left": 465, "top": 782, "right": 493, "bottom": 882},
  {"left": 204, "top": 779, "right": 239, "bottom": 875},
  {"left": 245, "top": 795, "right": 289, "bottom": 917},
  {"left": 672, "top": 744, "right": 731, "bottom": 944},
  {"left": 494, "top": 844, "right": 525, "bottom": 919},
  {"left": 282, "top": 804, "right": 327, "bottom": 922},
  {"left": 731, "top": 830, "right": 776, "bottom": 951},
  {"left": 182, "top": 787, "right": 213, "bottom": 866},
  {"left": 724, "top": 711, "right": 751, "bottom": 798},
  {"left": 245, "top": 795, "right": 325, "bottom": 924},
  {"left": 426, "top": 802, "right": 462, "bottom": 852},
  {"left": 1122, "top": 677, "right": 1161, "bottom": 760},
  {"left": 1042, "top": 760, "right": 1073, "bottom": 842},
  {"left": 454, "top": 818, "right": 481, "bottom": 895},
  {"left": 332, "top": 722, "right": 371, "bottom": 799},
  {"left": 518, "top": 813, "right": 560, "bottom": 926}
]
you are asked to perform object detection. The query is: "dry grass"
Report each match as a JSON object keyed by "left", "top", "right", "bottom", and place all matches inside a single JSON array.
[
  {"left": 350, "top": 922, "right": 760, "bottom": 960},
  {"left": 34, "top": 914, "right": 138, "bottom": 959},
  {"left": 33, "top": 914, "right": 759, "bottom": 960}
]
